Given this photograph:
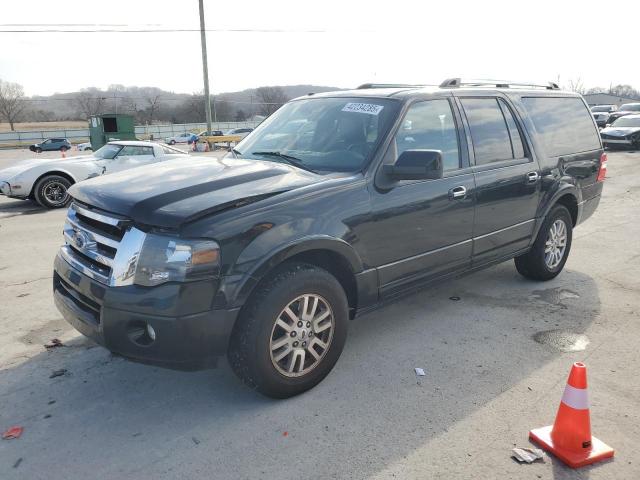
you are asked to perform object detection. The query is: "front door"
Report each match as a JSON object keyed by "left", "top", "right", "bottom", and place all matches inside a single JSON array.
[
  {"left": 456, "top": 96, "right": 541, "bottom": 265},
  {"left": 368, "top": 98, "right": 476, "bottom": 298}
]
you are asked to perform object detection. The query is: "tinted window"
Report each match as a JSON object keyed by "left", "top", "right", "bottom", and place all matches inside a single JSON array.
[
  {"left": 498, "top": 99, "right": 525, "bottom": 159},
  {"left": 394, "top": 99, "right": 460, "bottom": 171},
  {"left": 522, "top": 97, "right": 601, "bottom": 157},
  {"left": 620, "top": 104, "right": 640, "bottom": 112},
  {"left": 461, "top": 98, "right": 513, "bottom": 164}
]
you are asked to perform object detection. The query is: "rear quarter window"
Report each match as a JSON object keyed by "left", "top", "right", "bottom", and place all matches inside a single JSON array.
[{"left": 521, "top": 97, "right": 600, "bottom": 157}]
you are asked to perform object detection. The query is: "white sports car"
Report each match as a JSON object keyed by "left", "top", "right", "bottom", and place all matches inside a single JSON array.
[{"left": 0, "top": 141, "right": 189, "bottom": 209}]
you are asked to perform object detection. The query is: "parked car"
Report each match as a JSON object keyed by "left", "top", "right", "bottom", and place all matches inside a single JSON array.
[
  {"left": 77, "top": 142, "right": 93, "bottom": 151},
  {"left": 198, "top": 130, "right": 224, "bottom": 137},
  {"left": 54, "top": 80, "right": 605, "bottom": 398},
  {"left": 605, "top": 103, "right": 640, "bottom": 125},
  {"left": 600, "top": 114, "right": 640, "bottom": 149},
  {"left": 0, "top": 141, "right": 188, "bottom": 208},
  {"left": 165, "top": 132, "right": 198, "bottom": 145},
  {"left": 225, "top": 127, "right": 254, "bottom": 139},
  {"left": 29, "top": 138, "right": 72, "bottom": 153}
]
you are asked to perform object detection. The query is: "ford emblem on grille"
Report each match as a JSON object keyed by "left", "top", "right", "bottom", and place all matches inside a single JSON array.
[{"left": 72, "top": 230, "right": 92, "bottom": 250}]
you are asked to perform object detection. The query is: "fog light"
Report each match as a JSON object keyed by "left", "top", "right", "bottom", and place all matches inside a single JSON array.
[{"left": 146, "top": 324, "right": 156, "bottom": 341}]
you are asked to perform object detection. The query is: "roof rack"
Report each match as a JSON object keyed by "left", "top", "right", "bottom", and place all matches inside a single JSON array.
[
  {"left": 356, "top": 83, "right": 429, "bottom": 89},
  {"left": 439, "top": 78, "right": 560, "bottom": 90}
]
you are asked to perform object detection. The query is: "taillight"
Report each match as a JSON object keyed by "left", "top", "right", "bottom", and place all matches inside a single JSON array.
[{"left": 596, "top": 152, "right": 607, "bottom": 182}]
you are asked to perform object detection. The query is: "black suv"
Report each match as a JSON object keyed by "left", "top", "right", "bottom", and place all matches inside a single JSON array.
[{"left": 53, "top": 79, "right": 605, "bottom": 398}]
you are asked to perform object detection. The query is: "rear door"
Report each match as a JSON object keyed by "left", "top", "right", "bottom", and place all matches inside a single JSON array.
[
  {"left": 457, "top": 95, "right": 541, "bottom": 265},
  {"left": 368, "top": 98, "right": 476, "bottom": 297}
]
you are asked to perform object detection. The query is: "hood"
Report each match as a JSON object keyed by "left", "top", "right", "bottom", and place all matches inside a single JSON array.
[
  {"left": 69, "top": 155, "right": 322, "bottom": 228},
  {"left": 0, "top": 155, "right": 95, "bottom": 179},
  {"left": 601, "top": 126, "right": 640, "bottom": 137}
]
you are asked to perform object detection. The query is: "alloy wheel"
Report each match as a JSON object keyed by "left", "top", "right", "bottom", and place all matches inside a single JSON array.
[{"left": 545, "top": 219, "right": 567, "bottom": 269}]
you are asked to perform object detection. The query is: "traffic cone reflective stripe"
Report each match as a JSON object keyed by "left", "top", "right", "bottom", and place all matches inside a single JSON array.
[{"left": 529, "top": 362, "right": 614, "bottom": 468}]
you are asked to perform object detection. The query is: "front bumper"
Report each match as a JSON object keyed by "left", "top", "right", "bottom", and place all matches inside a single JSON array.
[{"left": 53, "top": 252, "right": 239, "bottom": 370}]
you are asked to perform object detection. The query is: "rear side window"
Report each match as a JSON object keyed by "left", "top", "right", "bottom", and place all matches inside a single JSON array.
[
  {"left": 521, "top": 97, "right": 600, "bottom": 157},
  {"left": 460, "top": 98, "right": 516, "bottom": 165}
]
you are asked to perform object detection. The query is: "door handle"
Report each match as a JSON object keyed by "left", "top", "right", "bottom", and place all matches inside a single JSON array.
[
  {"left": 449, "top": 186, "right": 467, "bottom": 200},
  {"left": 526, "top": 171, "right": 540, "bottom": 184}
]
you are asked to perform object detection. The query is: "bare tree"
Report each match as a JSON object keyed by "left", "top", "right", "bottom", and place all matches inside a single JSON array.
[
  {"left": 255, "top": 86, "right": 289, "bottom": 116},
  {"left": 0, "top": 79, "right": 27, "bottom": 131},
  {"left": 143, "top": 93, "right": 162, "bottom": 124},
  {"left": 609, "top": 84, "right": 640, "bottom": 99},
  {"left": 567, "top": 78, "right": 585, "bottom": 94},
  {"left": 74, "top": 89, "right": 105, "bottom": 118}
]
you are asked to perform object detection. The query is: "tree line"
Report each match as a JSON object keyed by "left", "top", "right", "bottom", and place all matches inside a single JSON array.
[{"left": 0, "top": 80, "right": 291, "bottom": 131}]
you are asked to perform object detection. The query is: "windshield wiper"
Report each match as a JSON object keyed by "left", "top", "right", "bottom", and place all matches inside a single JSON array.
[
  {"left": 231, "top": 148, "right": 242, "bottom": 158},
  {"left": 251, "top": 151, "right": 316, "bottom": 173}
]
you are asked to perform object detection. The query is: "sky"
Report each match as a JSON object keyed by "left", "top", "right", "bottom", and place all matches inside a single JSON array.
[{"left": 0, "top": 0, "right": 638, "bottom": 96}]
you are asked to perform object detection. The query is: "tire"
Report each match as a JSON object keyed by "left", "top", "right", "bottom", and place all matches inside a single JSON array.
[
  {"left": 228, "top": 262, "right": 349, "bottom": 398},
  {"left": 169, "top": 140, "right": 176, "bottom": 145},
  {"left": 35, "top": 148, "right": 42, "bottom": 154},
  {"left": 33, "top": 175, "right": 72, "bottom": 209},
  {"left": 60, "top": 146, "right": 68, "bottom": 152},
  {"left": 515, "top": 205, "right": 573, "bottom": 281}
]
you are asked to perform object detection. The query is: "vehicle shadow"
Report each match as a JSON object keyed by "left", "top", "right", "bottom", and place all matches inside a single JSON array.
[
  {"left": 0, "top": 199, "right": 46, "bottom": 219},
  {"left": 0, "top": 263, "right": 601, "bottom": 479}
]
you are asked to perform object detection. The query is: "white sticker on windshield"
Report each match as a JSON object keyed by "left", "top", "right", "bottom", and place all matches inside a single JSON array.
[{"left": 342, "top": 103, "right": 384, "bottom": 115}]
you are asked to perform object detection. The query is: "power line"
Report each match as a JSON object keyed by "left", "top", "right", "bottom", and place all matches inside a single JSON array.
[{"left": 0, "top": 28, "right": 330, "bottom": 33}]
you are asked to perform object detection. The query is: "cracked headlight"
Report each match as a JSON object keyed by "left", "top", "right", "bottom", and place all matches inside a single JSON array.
[{"left": 133, "top": 234, "right": 221, "bottom": 286}]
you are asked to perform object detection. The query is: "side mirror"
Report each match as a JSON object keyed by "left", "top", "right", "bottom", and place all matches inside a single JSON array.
[{"left": 383, "top": 150, "right": 443, "bottom": 180}]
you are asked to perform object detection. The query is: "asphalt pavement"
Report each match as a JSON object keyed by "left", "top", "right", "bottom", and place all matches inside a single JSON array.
[{"left": 0, "top": 148, "right": 639, "bottom": 479}]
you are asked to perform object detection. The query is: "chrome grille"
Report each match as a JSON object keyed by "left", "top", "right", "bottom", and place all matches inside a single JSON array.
[{"left": 61, "top": 202, "right": 146, "bottom": 286}]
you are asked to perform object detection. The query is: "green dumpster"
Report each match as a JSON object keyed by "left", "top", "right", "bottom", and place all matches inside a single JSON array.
[{"left": 88, "top": 114, "right": 137, "bottom": 150}]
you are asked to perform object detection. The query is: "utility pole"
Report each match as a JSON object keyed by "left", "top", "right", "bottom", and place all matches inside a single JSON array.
[{"left": 198, "top": 0, "right": 213, "bottom": 134}]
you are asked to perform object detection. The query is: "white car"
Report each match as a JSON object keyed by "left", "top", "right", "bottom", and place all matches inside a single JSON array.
[
  {"left": 0, "top": 141, "right": 189, "bottom": 209},
  {"left": 225, "top": 128, "right": 254, "bottom": 139},
  {"left": 77, "top": 142, "right": 93, "bottom": 151},
  {"left": 164, "top": 132, "right": 197, "bottom": 145}
]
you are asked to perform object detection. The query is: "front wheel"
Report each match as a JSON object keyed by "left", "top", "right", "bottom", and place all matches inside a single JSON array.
[
  {"left": 228, "top": 263, "right": 349, "bottom": 398},
  {"left": 35, "top": 147, "right": 42, "bottom": 154},
  {"left": 515, "top": 205, "right": 573, "bottom": 281},
  {"left": 33, "top": 175, "right": 72, "bottom": 209},
  {"left": 169, "top": 140, "right": 176, "bottom": 145}
]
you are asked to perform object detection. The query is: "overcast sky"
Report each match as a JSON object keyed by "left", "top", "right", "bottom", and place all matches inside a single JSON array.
[{"left": 1, "top": 0, "right": 637, "bottom": 96}]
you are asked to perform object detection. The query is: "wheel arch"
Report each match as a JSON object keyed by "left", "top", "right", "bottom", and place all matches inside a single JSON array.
[
  {"left": 230, "top": 237, "right": 363, "bottom": 318},
  {"left": 30, "top": 170, "right": 77, "bottom": 196},
  {"left": 532, "top": 187, "right": 579, "bottom": 241}
]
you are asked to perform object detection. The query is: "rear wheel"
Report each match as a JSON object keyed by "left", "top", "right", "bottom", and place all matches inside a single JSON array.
[
  {"left": 35, "top": 147, "right": 42, "bottom": 153},
  {"left": 33, "top": 175, "right": 72, "bottom": 209},
  {"left": 515, "top": 205, "right": 573, "bottom": 281},
  {"left": 60, "top": 146, "right": 68, "bottom": 152},
  {"left": 228, "top": 263, "right": 349, "bottom": 398},
  {"left": 169, "top": 140, "right": 176, "bottom": 145}
]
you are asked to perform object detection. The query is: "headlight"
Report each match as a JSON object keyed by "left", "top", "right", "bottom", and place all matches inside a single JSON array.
[{"left": 133, "top": 233, "right": 221, "bottom": 286}]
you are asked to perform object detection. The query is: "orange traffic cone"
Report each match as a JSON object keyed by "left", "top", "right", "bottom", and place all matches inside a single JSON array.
[
  {"left": 61, "top": 149, "right": 66, "bottom": 158},
  {"left": 529, "top": 362, "right": 614, "bottom": 468}
]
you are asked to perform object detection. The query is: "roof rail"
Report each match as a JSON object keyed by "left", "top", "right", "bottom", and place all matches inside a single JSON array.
[
  {"left": 439, "top": 78, "right": 560, "bottom": 90},
  {"left": 356, "top": 83, "right": 428, "bottom": 89}
]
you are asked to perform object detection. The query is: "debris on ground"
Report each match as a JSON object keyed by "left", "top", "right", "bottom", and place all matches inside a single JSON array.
[
  {"left": 13, "top": 458, "right": 23, "bottom": 469},
  {"left": 44, "top": 338, "right": 64, "bottom": 349},
  {"left": 414, "top": 368, "right": 426, "bottom": 376},
  {"left": 449, "top": 296, "right": 461, "bottom": 301},
  {"left": 512, "top": 447, "right": 545, "bottom": 463},
  {"left": 2, "top": 426, "right": 24, "bottom": 440},
  {"left": 282, "top": 431, "right": 289, "bottom": 437},
  {"left": 49, "top": 369, "right": 68, "bottom": 378},
  {"left": 192, "top": 436, "right": 201, "bottom": 445}
]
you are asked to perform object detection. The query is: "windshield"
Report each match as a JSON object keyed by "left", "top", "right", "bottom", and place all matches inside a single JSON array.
[
  {"left": 591, "top": 106, "right": 612, "bottom": 112},
  {"left": 234, "top": 97, "right": 400, "bottom": 172},
  {"left": 620, "top": 104, "right": 640, "bottom": 112},
  {"left": 93, "top": 144, "right": 123, "bottom": 159},
  {"left": 611, "top": 117, "right": 640, "bottom": 127}
]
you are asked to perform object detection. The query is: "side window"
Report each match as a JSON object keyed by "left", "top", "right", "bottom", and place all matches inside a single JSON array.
[
  {"left": 119, "top": 146, "right": 154, "bottom": 156},
  {"left": 521, "top": 97, "right": 601, "bottom": 157},
  {"left": 498, "top": 99, "right": 525, "bottom": 159},
  {"left": 394, "top": 99, "right": 460, "bottom": 171},
  {"left": 460, "top": 98, "right": 514, "bottom": 165}
]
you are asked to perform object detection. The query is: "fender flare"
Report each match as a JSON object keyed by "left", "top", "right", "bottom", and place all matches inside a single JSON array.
[
  {"left": 227, "top": 235, "right": 365, "bottom": 308},
  {"left": 532, "top": 185, "right": 579, "bottom": 240}
]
